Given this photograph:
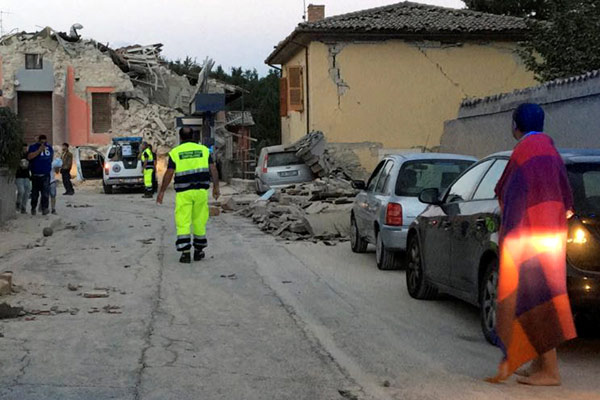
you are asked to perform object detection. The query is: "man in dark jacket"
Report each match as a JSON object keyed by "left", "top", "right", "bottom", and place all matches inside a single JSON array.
[
  {"left": 27, "top": 135, "right": 53, "bottom": 215},
  {"left": 15, "top": 143, "right": 31, "bottom": 214}
]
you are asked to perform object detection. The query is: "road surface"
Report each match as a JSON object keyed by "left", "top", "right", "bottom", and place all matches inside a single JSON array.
[{"left": 0, "top": 185, "right": 598, "bottom": 400}]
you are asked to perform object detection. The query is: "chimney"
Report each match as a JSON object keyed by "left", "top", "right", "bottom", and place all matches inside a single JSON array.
[{"left": 307, "top": 4, "right": 325, "bottom": 22}]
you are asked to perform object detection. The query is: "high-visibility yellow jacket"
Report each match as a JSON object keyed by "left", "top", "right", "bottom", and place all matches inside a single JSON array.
[
  {"left": 141, "top": 148, "right": 155, "bottom": 170},
  {"left": 168, "top": 142, "right": 211, "bottom": 193}
]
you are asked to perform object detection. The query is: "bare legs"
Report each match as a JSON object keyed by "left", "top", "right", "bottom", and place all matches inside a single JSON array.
[{"left": 516, "top": 349, "right": 561, "bottom": 386}]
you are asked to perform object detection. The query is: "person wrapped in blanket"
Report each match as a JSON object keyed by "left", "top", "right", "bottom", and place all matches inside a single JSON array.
[{"left": 488, "top": 103, "right": 576, "bottom": 386}]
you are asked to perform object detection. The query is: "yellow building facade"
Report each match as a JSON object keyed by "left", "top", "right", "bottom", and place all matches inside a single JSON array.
[{"left": 268, "top": 3, "right": 537, "bottom": 171}]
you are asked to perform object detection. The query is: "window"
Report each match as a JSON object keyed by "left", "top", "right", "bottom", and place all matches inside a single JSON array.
[
  {"left": 367, "top": 161, "right": 386, "bottom": 192},
  {"left": 91, "top": 93, "right": 112, "bottom": 133},
  {"left": 287, "top": 66, "right": 304, "bottom": 112},
  {"left": 375, "top": 161, "right": 394, "bottom": 194},
  {"left": 395, "top": 159, "right": 475, "bottom": 197},
  {"left": 445, "top": 160, "right": 494, "bottom": 203},
  {"left": 279, "top": 77, "right": 288, "bottom": 116},
  {"left": 472, "top": 159, "right": 509, "bottom": 200},
  {"left": 568, "top": 163, "right": 600, "bottom": 215},
  {"left": 25, "top": 54, "right": 43, "bottom": 70},
  {"left": 267, "top": 151, "right": 302, "bottom": 167}
]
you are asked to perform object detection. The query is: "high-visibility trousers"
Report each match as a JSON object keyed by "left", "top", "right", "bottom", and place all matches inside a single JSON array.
[
  {"left": 144, "top": 169, "right": 153, "bottom": 190},
  {"left": 175, "top": 189, "right": 209, "bottom": 252}
]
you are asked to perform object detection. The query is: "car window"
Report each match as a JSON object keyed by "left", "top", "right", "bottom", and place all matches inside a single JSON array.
[
  {"left": 367, "top": 161, "right": 386, "bottom": 192},
  {"left": 395, "top": 159, "right": 475, "bottom": 197},
  {"left": 568, "top": 163, "right": 600, "bottom": 215},
  {"left": 267, "top": 151, "right": 302, "bottom": 167},
  {"left": 472, "top": 159, "right": 509, "bottom": 200},
  {"left": 445, "top": 160, "right": 494, "bottom": 203},
  {"left": 375, "top": 161, "right": 394, "bottom": 194}
]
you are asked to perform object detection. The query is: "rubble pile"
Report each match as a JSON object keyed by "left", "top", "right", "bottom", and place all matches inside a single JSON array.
[
  {"left": 235, "top": 178, "right": 357, "bottom": 242},
  {"left": 112, "top": 100, "right": 183, "bottom": 154}
]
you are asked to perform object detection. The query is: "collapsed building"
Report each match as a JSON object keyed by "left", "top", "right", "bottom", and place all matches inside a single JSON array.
[{"left": 0, "top": 25, "right": 254, "bottom": 178}]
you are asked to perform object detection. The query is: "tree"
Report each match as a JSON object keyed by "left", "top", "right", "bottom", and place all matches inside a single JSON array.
[
  {"left": 518, "top": 0, "right": 600, "bottom": 81},
  {"left": 0, "top": 107, "right": 24, "bottom": 170},
  {"left": 464, "top": 0, "right": 551, "bottom": 18}
]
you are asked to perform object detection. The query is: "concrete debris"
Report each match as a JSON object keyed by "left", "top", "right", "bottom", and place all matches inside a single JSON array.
[
  {"left": 238, "top": 178, "right": 357, "bottom": 242},
  {"left": 83, "top": 289, "right": 110, "bottom": 298},
  {"left": 0, "top": 303, "right": 25, "bottom": 319},
  {"left": 43, "top": 227, "right": 54, "bottom": 237},
  {"left": 67, "top": 283, "right": 79, "bottom": 291},
  {"left": 0, "top": 272, "right": 13, "bottom": 296}
]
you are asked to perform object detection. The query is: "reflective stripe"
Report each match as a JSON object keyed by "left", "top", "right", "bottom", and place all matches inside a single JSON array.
[
  {"left": 177, "top": 243, "right": 192, "bottom": 251},
  {"left": 175, "top": 168, "right": 209, "bottom": 177},
  {"left": 174, "top": 182, "right": 210, "bottom": 192},
  {"left": 177, "top": 235, "right": 191, "bottom": 240}
]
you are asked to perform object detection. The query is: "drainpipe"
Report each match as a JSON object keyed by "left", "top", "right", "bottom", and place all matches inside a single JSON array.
[{"left": 291, "top": 41, "right": 310, "bottom": 135}]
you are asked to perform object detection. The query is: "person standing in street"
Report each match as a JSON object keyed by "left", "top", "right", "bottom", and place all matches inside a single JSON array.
[
  {"left": 50, "top": 156, "right": 63, "bottom": 214},
  {"left": 15, "top": 143, "right": 31, "bottom": 214},
  {"left": 27, "top": 135, "right": 54, "bottom": 216},
  {"left": 488, "top": 103, "right": 576, "bottom": 386},
  {"left": 61, "top": 143, "right": 74, "bottom": 195},
  {"left": 157, "top": 127, "right": 220, "bottom": 264},
  {"left": 140, "top": 142, "right": 155, "bottom": 198}
]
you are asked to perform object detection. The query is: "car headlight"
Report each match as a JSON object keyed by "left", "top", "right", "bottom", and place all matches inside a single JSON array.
[{"left": 112, "top": 164, "right": 121, "bottom": 173}]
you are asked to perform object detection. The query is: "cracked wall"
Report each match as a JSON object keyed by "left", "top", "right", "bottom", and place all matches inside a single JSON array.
[
  {"left": 282, "top": 39, "right": 535, "bottom": 168},
  {"left": 326, "top": 43, "right": 350, "bottom": 104}
]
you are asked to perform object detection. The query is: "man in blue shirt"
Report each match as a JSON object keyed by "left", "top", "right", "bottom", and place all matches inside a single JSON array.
[{"left": 27, "top": 135, "right": 54, "bottom": 215}]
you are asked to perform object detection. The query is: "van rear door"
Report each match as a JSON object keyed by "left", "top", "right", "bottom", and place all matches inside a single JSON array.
[{"left": 75, "top": 146, "right": 104, "bottom": 180}]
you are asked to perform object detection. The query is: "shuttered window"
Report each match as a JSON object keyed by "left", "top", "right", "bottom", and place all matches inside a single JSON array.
[
  {"left": 279, "top": 77, "right": 288, "bottom": 117},
  {"left": 287, "top": 66, "right": 304, "bottom": 112},
  {"left": 91, "top": 93, "right": 112, "bottom": 133}
]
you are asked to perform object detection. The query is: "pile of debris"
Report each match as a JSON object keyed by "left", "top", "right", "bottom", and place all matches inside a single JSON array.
[
  {"left": 231, "top": 178, "right": 357, "bottom": 242},
  {"left": 112, "top": 100, "right": 183, "bottom": 154},
  {"left": 225, "top": 131, "right": 360, "bottom": 243}
]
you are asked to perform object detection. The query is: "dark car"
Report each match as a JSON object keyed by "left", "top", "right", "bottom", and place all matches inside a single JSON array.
[{"left": 406, "top": 149, "right": 600, "bottom": 343}]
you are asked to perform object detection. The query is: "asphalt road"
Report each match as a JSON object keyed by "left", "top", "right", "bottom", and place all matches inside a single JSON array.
[{"left": 0, "top": 185, "right": 598, "bottom": 400}]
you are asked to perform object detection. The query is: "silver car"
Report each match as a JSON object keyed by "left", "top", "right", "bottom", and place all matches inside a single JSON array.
[
  {"left": 255, "top": 145, "right": 314, "bottom": 194},
  {"left": 350, "top": 153, "right": 477, "bottom": 270}
]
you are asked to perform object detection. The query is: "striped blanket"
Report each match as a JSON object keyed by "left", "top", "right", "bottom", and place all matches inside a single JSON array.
[{"left": 490, "top": 133, "right": 576, "bottom": 382}]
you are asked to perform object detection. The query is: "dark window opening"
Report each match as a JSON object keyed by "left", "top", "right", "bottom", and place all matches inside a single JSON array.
[
  {"left": 396, "top": 159, "right": 476, "bottom": 198},
  {"left": 91, "top": 92, "right": 112, "bottom": 133},
  {"left": 25, "top": 54, "right": 43, "bottom": 70}
]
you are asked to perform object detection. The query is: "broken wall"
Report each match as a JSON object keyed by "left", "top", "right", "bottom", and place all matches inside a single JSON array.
[{"left": 281, "top": 39, "right": 536, "bottom": 169}]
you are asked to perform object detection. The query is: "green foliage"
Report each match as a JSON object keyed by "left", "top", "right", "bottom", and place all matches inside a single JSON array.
[
  {"left": 464, "top": 0, "right": 551, "bottom": 18},
  {"left": 0, "top": 107, "right": 24, "bottom": 170},
  {"left": 166, "top": 56, "right": 203, "bottom": 85},
  {"left": 518, "top": 0, "right": 600, "bottom": 82}
]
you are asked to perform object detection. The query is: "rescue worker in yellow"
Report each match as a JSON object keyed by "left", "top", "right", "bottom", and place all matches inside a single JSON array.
[
  {"left": 157, "top": 127, "right": 220, "bottom": 263},
  {"left": 140, "top": 142, "right": 155, "bottom": 198}
]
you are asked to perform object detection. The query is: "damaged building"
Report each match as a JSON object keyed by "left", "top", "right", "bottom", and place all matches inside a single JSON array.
[
  {"left": 266, "top": 2, "right": 538, "bottom": 172},
  {"left": 0, "top": 25, "right": 254, "bottom": 175}
]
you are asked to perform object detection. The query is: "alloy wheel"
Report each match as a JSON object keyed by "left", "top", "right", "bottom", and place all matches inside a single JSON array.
[
  {"left": 407, "top": 241, "right": 421, "bottom": 291},
  {"left": 482, "top": 270, "right": 499, "bottom": 334},
  {"left": 351, "top": 219, "right": 358, "bottom": 249}
]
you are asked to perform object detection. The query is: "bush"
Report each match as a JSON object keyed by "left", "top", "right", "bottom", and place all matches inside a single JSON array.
[{"left": 0, "top": 107, "right": 24, "bottom": 170}]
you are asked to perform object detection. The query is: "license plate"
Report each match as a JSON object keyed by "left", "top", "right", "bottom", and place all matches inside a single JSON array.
[
  {"left": 120, "top": 178, "right": 140, "bottom": 183},
  {"left": 278, "top": 170, "right": 299, "bottom": 177}
]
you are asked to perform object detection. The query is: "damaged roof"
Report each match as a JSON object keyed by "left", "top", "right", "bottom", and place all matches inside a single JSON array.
[{"left": 266, "top": 1, "right": 529, "bottom": 65}]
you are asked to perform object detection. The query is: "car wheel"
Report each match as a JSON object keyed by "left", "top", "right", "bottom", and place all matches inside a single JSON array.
[
  {"left": 480, "top": 259, "right": 499, "bottom": 345},
  {"left": 406, "top": 236, "right": 438, "bottom": 299},
  {"left": 350, "top": 217, "right": 368, "bottom": 253},
  {"left": 103, "top": 182, "right": 113, "bottom": 194},
  {"left": 376, "top": 230, "right": 400, "bottom": 270}
]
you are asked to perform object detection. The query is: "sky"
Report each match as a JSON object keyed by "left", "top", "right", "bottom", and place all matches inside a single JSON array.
[{"left": 1, "top": 0, "right": 466, "bottom": 75}]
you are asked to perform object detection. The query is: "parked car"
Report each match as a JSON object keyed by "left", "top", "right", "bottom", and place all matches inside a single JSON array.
[
  {"left": 407, "top": 149, "right": 600, "bottom": 343},
  {"left": 254, "top": 145, "right": 314, "bottom": 194},
  {"left": 350, "top": 154, "right": 477, "bottom": 270},
  {"left": 75, "top": 137, "right": 144, "bottom": 194}
]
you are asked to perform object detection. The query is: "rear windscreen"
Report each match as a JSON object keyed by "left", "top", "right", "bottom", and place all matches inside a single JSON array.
[
  {"left": 108, "top": 143, "right": 140, "bottom": 161},
  {"left": 268, "top": 152, "right": 302, "bottom": 167},
  {"left": 395, "top": 159, "right": 474, "bottom": 197},
  {"left": 568, "top": 163, "right": 600, "bottom": 215}
]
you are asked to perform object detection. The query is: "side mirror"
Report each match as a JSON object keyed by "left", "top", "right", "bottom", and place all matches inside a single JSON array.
[
  {"left": 352, "top": 180, "right": 366, "bottom": 190},
  {"left": 419, "top": 188, "right": 441, "bottom": 205}
]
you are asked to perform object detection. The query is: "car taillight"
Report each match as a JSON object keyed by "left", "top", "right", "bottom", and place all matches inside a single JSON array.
[
  {"left": 104, "top": 163, "right": 111, "bottom": 174},
  {"left": 386, "top": 203, "right": 403, "bottom": 226},
  {"left": 262, "top": 154, "right": 269, "bottom": 173}
]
